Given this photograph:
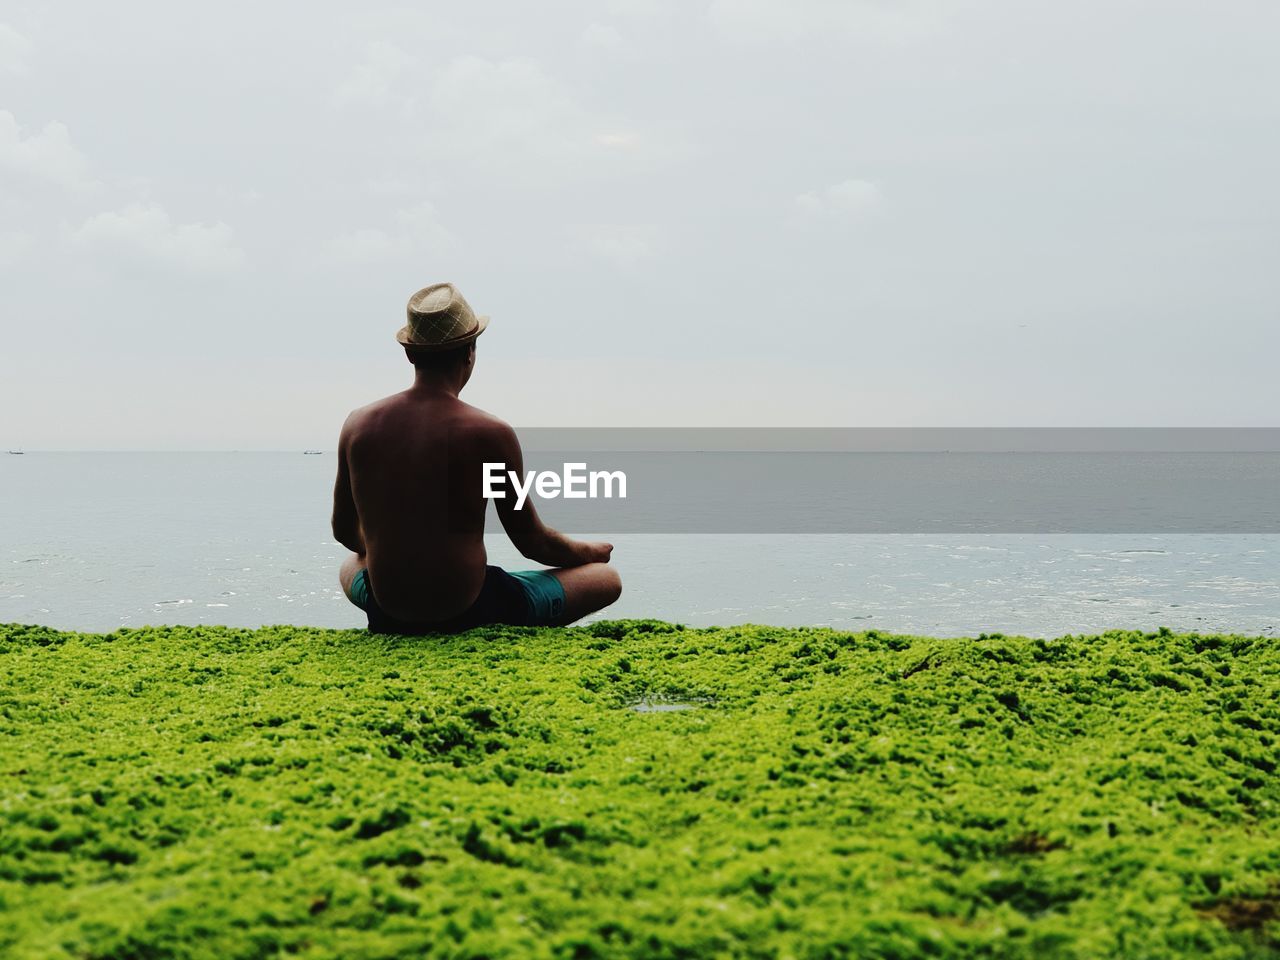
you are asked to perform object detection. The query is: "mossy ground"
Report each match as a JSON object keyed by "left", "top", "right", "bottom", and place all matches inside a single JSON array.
[{"left": 1, "top": 621, "right": 1277, "bottom": 959}]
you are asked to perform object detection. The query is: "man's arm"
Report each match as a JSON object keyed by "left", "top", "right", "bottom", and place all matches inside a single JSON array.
[
  {"left": 331, "top": 415, "right": 365, "bottom": 555},
  {"left": 489, "top": 421, "right": 612, "bottom": 568}
]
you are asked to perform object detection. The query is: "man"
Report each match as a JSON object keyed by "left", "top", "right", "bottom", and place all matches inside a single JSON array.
[{"left": 332, "top": 282, "right": 621, "bottom": 634}]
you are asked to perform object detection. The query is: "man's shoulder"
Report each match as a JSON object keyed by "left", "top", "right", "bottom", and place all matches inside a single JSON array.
[
  {"left": 339, "top": 396, "right": 517, "bottom": 450},
  {"left": 340, "top": 398, "right": 384, "bottom": 431},
  {"left": 454, "top": 402, "right": 517, "bottom": 446},
  {"left": 337, "top": 394, "right": 408, "bottom": 450}
]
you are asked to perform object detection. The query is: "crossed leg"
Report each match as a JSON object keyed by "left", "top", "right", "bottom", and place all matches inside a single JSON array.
[
  {"left": 337, "top": 552, "right": 621, "bottom": 624},
  {"left": 339, "top": 551, "right": 365, "bottom": 604},
  {"left": 547, "top": 562, "right": 622, "bottom": 625}
]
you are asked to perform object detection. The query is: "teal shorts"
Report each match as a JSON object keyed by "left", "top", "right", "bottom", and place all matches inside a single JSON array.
[
  {"left": 506, "top": 569, "right": 568, "bottom": 623},
  {"left": 349, "top": 565, "right": 566, "bottom": 634}
]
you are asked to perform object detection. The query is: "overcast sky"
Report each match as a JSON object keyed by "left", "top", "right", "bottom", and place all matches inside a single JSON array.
[{"left": 2, "top": 1, "right": 1277, "bottom": 448}]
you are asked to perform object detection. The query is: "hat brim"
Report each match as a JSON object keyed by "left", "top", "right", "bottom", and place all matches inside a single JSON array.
[{"left": 395, "top": 314, "right": 489, "bottom": 351}]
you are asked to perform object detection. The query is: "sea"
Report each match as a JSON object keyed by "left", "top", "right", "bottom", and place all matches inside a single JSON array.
[{"left": 2, "top": 452, "right": 1277, "bottom": 638}]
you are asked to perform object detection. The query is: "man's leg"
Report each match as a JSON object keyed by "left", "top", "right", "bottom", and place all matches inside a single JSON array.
[
  {"left": 547, "top": 562, "right": 622, "bottom": 625},
  {"left": 339, "top": 552, "right": 365, "bottom": 606}
]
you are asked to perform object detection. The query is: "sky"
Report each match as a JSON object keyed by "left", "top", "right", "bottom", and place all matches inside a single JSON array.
[{"left": 1, "top": 0, "right": 1278, "bottom": 449}]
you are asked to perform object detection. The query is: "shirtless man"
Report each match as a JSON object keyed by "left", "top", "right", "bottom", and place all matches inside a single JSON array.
[{"left": 332, "top": 282, "right": 621, "bottom": 634}]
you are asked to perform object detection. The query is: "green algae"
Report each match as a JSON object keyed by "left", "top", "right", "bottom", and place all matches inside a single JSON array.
[{"left": 0, "top": 620, "right": 1277, "bottom": 959}]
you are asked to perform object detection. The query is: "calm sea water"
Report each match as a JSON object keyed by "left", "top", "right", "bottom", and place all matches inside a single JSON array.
[{"left": 2, "top": 452, "right": 1276, "bottom": 638}]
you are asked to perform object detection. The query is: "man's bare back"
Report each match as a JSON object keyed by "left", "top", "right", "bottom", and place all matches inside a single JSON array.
[
  {"left": 335, "top": 389, "right": 504, "bottom": 620},
  {"left": 332, "top": 283, "right": 620, "bottom": 632}
]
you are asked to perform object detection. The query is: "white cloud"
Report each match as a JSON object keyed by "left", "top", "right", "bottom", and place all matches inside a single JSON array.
[
  {"left": 581, "top": 23, "right": 623, "bottom": 49},
  {"left": 429, "top": 56, "right": 583, "bottom": 157},
  {"left": 330, "top": 200, "right": 456, "bottom": 263},
  {"left": 0, "top": 22, "right": 31, "bottom": 74},
  {"left": 570, "top": 223, "right": 658, "bottom": 267},
  {"left": 795, "top": 178, "right": 883, "bottom": 218},
  {"left": 596, "top": 131, "right": 642, "bottom": 149},
  {"left": 330, "top": 227, "right": 399, "bottom": 262},
  {"left": 334, "top": 41, "right": 414, "bottom": 107},
  {"left": 333, "top": 52, "right": 605, "bottom": 172},
  {"left": 423, "top": 55, "right": 678, "bottom": 181},
  {"left": 0, "top": 230, "right": 32, "bottom": 265},
  {"left": 0, "top": 110, "right": 95, "bottom": 190},
  {"left": 606, "top": 0, "right": 670, "bottom": 16},
  {"left": 73, "top": 203, "right": 245, "bottom": 273},
  {"left": 333, "top": 46, "right": 677, "bottom": 183},
  {"left": 361, "top": 175, "right": 429, "bottom": 198},
  {"left": 708, "top": 0, "right": 950, "bottom": 44},
  {"left": 396, "top": 201, "right": 455, "bottom": 243}
]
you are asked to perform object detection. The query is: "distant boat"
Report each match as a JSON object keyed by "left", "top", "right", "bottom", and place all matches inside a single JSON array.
[
  {"left": 302, "top": 450, "right": 323, "bottom": 455},
  {"left": 6, "top": 450, "right": 22, "bottom": 455}
]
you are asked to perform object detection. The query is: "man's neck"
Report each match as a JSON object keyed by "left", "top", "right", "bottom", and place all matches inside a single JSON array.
[{"left": 410, "top": 369, "right": 462, "bottom": 398}]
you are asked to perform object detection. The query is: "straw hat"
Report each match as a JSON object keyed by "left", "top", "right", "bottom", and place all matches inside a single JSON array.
[{"left": 396, "top": 282, "right": 490, "bottom": 351}]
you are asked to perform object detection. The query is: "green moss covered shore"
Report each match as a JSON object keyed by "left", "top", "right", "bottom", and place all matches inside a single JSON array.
[{"left": 1, "top": 621, "right": 1278, "bottom": 959}]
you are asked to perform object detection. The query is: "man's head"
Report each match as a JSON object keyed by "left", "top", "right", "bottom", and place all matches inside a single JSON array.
[
  {"left": 396, "top": 282, "right": 487, "bottom": 392},
  {"left": 397, "top": 282, "right": 488, "bottom": 350}
]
